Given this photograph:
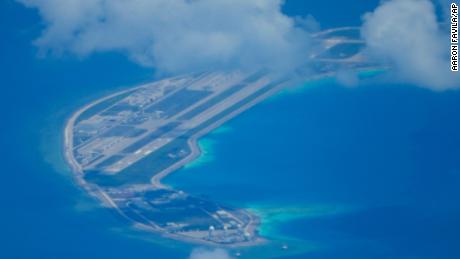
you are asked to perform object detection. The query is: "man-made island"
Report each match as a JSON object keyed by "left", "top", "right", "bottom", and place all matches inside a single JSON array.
[{"left": 64, "top": 27, "right": 376, "bottom": 246}]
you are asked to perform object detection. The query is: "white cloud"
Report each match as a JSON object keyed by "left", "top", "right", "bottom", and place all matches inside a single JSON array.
[
  {"left": 189, "top": 248, "right": 234, "bottom": 259},
  {"left": 18, "top": 0, "right": 312, "bottom": 75},
  {"left": 361, "top": 0, "right": 460, "bottom": 90},
  {"left": 19, "top": 0, "right": 460, "bottom": 91}
]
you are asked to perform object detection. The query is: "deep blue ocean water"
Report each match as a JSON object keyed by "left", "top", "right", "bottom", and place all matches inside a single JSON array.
[
  {"left": 165, "top": 78, "right": 460, "bottom": 258},
  {"left": 1, "top": 0, "right": 459, "bottom": 258}
]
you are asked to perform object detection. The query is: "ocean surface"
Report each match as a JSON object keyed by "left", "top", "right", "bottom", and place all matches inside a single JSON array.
[
  {"left": 165, "top": 78, "right": 460, "bottom": 258},
  {"left": 1, "top": 0, "right": 459, "bottom": 259}
]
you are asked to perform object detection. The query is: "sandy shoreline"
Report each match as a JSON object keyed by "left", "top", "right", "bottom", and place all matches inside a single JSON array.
[
  {"left": 62, "top": 68, "right": 381, "bottom": 246},
  {"left": 61, "top": 76, "right": 272, "bottom": 246}
]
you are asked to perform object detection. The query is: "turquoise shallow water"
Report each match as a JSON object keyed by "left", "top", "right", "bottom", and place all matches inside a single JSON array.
[
  {"left": 2, "top": 0, "right": 459, "bottom": 258},
  {"left": 0, "top": 2, "right": 191, "bottom": 258},
  {"left": 165, "top": 78, "right": 460, "bottom": 258}
]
